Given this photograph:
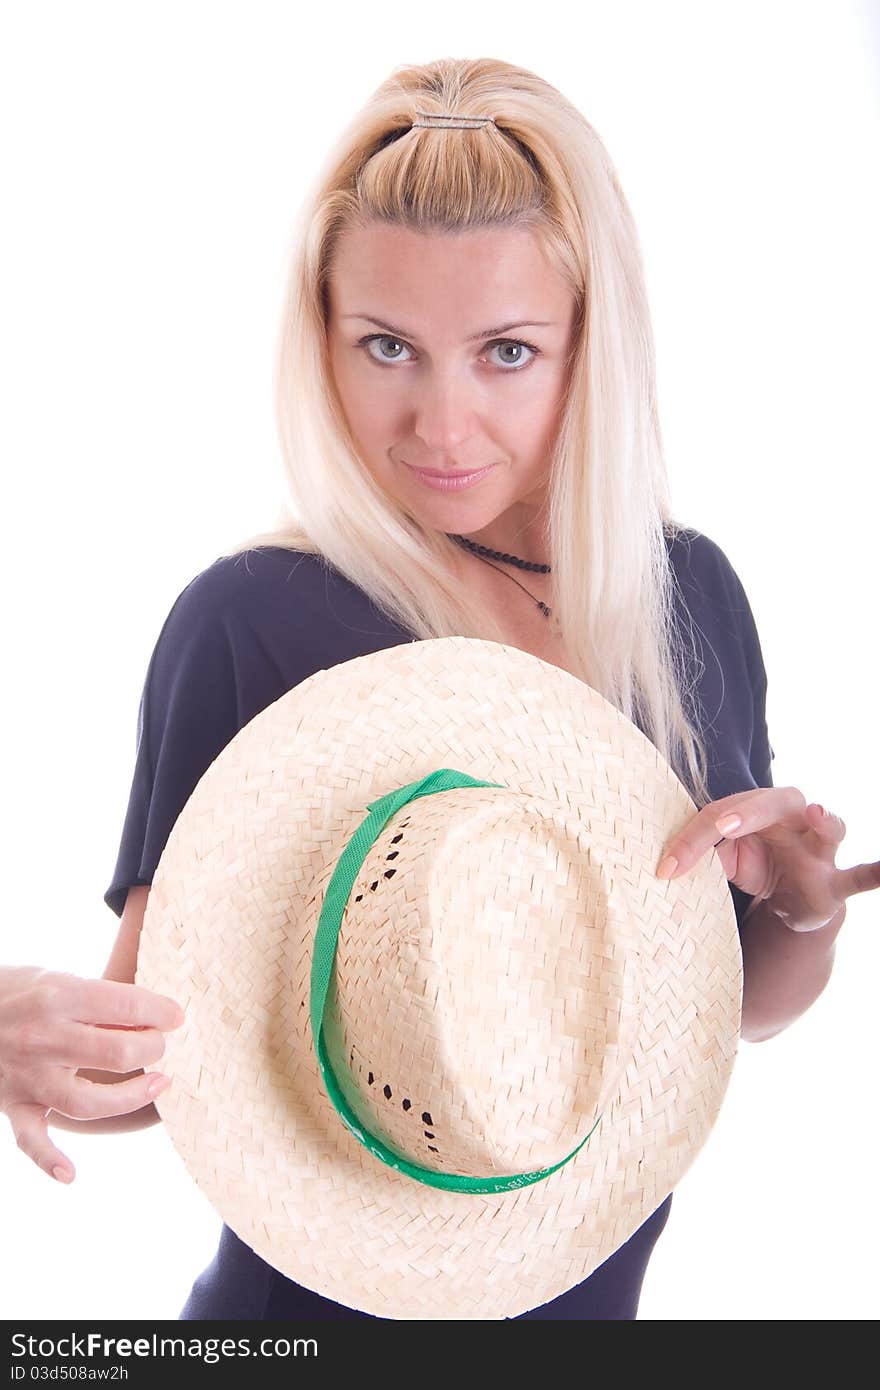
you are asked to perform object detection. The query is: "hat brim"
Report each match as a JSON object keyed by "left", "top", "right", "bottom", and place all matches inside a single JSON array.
[{"left": 138, "top": 636, "right": 742, "bottom": 1320}]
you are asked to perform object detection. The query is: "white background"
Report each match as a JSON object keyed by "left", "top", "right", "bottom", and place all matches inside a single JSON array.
[{"left": 1, "top": 0, "right": 877, "bottom": 1322}]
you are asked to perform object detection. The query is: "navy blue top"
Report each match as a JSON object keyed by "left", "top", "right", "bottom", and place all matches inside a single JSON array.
[{"left": 104, "top": 528, "right": 774, "bottom": 1321}]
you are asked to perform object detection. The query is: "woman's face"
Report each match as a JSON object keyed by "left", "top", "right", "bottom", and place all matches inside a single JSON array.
[{"left": 326, "top": 221, "right": 578, "bottom": 555}]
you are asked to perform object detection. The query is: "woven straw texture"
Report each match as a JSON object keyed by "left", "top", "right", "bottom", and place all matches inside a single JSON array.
[{"left": 137, "top": 636, "right": 742, "bottom": 1320}]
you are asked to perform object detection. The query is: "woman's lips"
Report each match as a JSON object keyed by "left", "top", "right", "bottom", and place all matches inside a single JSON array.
[{"left": 405, "top": 463, "right": 497, "bottom": 492}]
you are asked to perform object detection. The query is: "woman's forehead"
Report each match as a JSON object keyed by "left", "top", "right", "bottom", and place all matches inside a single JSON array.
[{"left": 328, "top": 223, "right": 572, "bottom": 334}]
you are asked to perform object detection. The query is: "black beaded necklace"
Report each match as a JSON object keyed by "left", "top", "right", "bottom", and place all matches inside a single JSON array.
[{"left": 447, "top": 533, "right": 554, "bottom": 621}]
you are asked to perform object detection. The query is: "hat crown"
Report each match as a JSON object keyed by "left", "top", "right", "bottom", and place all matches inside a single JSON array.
[{"left": 313, "top": 787, "right": 646, "bottom": 1177}]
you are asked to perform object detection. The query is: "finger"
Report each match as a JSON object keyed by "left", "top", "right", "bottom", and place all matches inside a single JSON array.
[
  {"left": 837, "top": 858, "right": 880, "bottom": 899},
  {"left": 656, "top": 786, "right": 807, "bottom": 879},
  {"left": 21, "top": 1021, "right": 169, "bottom": 1073},
  {"left": 7, "top": 1102, "right": 77, "bottom": 1184},
  {"left": 44, "top": 1069, "right": 171, "bottom": 1122},
  {"left": 59, "top": 977, "right": 186, "bottom": 1031},
  {"left": 807, "top": 803, "right": 847, "bottom": 840}
]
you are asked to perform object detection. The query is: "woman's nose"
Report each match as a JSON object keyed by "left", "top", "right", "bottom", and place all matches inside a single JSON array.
[{"left": 411, "top": 375, "right": 479, "bottom": 455}]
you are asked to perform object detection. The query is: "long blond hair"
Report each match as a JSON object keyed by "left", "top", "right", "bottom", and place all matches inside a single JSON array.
[{"left": 226, "top": 56, "right": 712, "bottom": 807}]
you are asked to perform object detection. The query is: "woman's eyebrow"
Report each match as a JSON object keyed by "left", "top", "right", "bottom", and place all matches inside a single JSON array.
[{"left": 341, "top": 314, "right": 556, "bottom": 342}]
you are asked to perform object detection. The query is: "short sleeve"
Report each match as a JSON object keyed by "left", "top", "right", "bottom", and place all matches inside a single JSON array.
[
  {"left": 725, "top": 544, "right": 775, "bottom": 791},
  {"left": 745, "top": 605, "right": 775, "bottom": 791},
  {"left": 710, "top": 537, "right": 776, "bottom": 930},
  {"left": 667, "top": 527, "right": 776, "bottom": 936},
  {"left": 103, "top": 575, "right": 242, "bottom": 919},
  {"left": 102, "top": 544, "right": 419, "bottom": 920},
  {"left": 733, "top": 576, "right": 775, "bottom": 932}
]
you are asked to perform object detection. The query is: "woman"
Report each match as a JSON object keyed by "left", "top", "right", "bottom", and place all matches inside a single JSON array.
[{"left": 2, "top": 56, "right": 874, "bottom": 1320}]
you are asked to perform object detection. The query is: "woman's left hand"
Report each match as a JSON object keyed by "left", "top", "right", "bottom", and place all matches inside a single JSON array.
[{"left": 655, "top": 787, "right": 880, "bottom": 933}]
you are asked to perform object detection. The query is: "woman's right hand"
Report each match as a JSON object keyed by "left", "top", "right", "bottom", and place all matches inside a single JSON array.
[{"left": 0, "top": 964, "right": 186, "bottom": 1184}]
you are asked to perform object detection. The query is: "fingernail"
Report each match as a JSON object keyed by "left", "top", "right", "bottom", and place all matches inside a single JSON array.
[
  {"left": 656, "top": 855, "right": 679, "bottom": 879},
  {"left": 53, "top": 1166, "right": 71, "bottom": 1183},
  {"left": 146, "top": 1074, "right": 171, "bottom": 1098},
  {"left": 716, "top": 814, "right": 742, "bottom": 835}
]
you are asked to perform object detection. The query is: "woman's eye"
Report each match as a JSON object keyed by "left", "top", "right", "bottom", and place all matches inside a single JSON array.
[
  {"left": 357, "top": 334, "right": 539, "bottom": 371},
  {"left": 361, "top": 335, "right": 414, "bottom": 364},
  {"left": 489, "top": 340, "right": 537, "bottom": 369}
]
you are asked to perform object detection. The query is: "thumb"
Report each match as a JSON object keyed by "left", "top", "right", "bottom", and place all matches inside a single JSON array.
[{"left": 6, "top": 1101, "right": 76, "bottom": 1184}]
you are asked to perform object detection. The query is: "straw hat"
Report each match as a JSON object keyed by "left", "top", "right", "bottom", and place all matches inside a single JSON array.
[{"left": 136, "top": 636, "right": 742, "bottom": 1320}]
